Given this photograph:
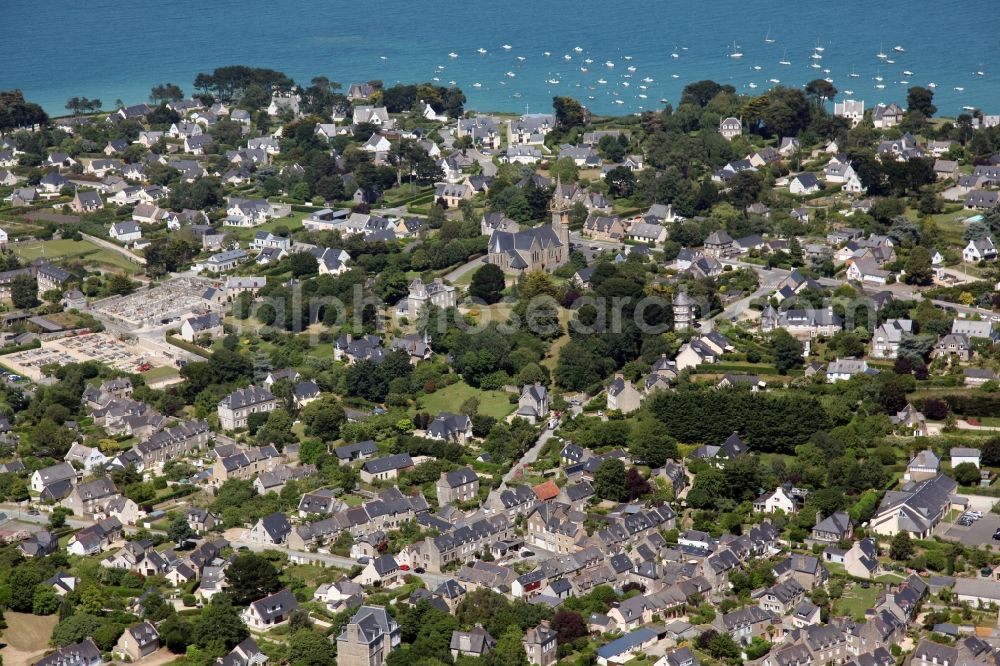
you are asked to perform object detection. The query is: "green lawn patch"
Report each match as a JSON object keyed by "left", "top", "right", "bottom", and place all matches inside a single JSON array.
[
  {"left": 414, "top": 381, "right": 515, "bottom": 420},
  {"left": 834, "top": 583, "right": 881, "bottom": 620},
  {"left": 13, "top": 238, "right": 139, "bottom": 273}
]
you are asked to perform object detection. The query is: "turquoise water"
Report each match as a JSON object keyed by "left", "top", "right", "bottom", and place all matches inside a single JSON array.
[{"left": 3, "top": 0, "right": 999, "bottom": 117}]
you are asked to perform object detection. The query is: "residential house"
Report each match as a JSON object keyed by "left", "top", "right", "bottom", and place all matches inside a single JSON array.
[
  {"left": 871, "top": 319, "right": 913, "bottom": 359},
  {"left": 811, "top": 510, "right": 853, "bottom": 543},
  {"left": 247, "top": 512, "right": 292, "bottom": 546},
  {"left": 753, "top": 486, "right": 797, "bottom": 514},
  {"left": 241, "top": 589, "right": 298, "bottom": 631},
  {"left": 436, "top": 467, "right": 480, "bottom": 505},
  {"left": 360, "top": 454, "right": 414, "bottom": 483},
  {"left": 33, "top": 639, "right": 101, "bottom": 666},
  {"left": 904, "top": 449, "right": 940, "bottom": 482},
  {"left": 524, "top": 620, "right": 558, "bottom": 666},
  {"left": 217, "top": 386, "right": 277, "bottom": 430},
  {"left": 963, "top": 236, "right": 997, "bottom": 262},
  {"left": 607, "top": 375, "right": 643, "bottom": 414},
  {"left": 450, "top": 627, "right": 495, "bottom": 660},
  {"left": 515, "top": 383, "right": 549, "bottom": 424},
  {"left": 114, "top": 621, "right": 160, "bottom": 662},
  {"left": 426, "top": 412, "right": 473, "bottom": 444},
  {"left": 719, "top": 117, "right": 742, "bottom": 140},
  {"left": 337, "top": 605, "right": 401, "bottom": 666},
  {"left": 951, "top": 447, "right": 981, "bottom": 469}
]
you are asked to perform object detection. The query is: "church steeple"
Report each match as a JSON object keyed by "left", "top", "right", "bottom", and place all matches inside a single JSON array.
[{"left": 550, "top": 175, "right": 569, "bottom": 226}]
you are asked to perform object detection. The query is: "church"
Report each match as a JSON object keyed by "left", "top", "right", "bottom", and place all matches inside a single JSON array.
[{"left": 485, "top": 183, "right": 570, "bottom": 274}]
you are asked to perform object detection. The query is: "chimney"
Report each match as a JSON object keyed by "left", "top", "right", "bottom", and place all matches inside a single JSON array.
[{"left": 816, "top": 510, "right": 823, "bottom": 525}]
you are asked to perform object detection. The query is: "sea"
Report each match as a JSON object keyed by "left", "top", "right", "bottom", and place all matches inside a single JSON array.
[{"left": 3, "top": 0, "right": 1000, "bottom": 118}]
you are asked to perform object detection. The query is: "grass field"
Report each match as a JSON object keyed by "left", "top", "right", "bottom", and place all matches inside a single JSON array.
[
  {"left": 13, "top": 238, "right": 139, "bottom": 273},
  {"left": 414, "top": 380, "right": 515, "bottom": 420},
  {"left": 1, "top": 611, "right": 58, "bottom": 666},
  {"left": 833, "top": 583, "right": 881, "bottom": 620},
  {"left": 226, "top": 210, "right": 308, "bottom": 243}
]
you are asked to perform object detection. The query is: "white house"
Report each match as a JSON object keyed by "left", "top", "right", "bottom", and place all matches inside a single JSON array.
[
  {"left": 964, "top": 237, "right": 997, "bottom": 263},
  {"left": 110, "top": 221, "right": 142, "bottom": 243},
  {"left": 951, "top": 447, "right": 981, "bottom": 469},
  {"left": 789, "top": 173, "right": 821, "bottom": 195},
  {"left": 753, "top": 486, "right": 797, "bottom": 514}
]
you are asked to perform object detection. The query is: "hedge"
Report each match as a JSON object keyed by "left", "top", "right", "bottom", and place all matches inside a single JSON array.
[
  {"left": 0, "top": 339, "right": 42, "bottom": 355},
  {"left": 913, "top": 393, "right": 1000, "bottom": 418},
  {"left": 165, "top": 335, "right": 213, "bottom": 359}
]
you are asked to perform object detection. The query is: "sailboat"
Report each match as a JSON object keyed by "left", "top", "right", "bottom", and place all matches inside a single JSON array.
[
  {"left": 729, "top": 42, "right": 744, "bottom": 59},
  {"left": 764, "top": 28, "right": 775, "bottom": 44},
  {"left": 876, "top": 43, "right": 888, "bottom": 59},
  {"left": 849, "top": 65, "right": 860, "bottom": 78},
  {"left": 778, "top": 49, "right": 791, "bottom": 66}
]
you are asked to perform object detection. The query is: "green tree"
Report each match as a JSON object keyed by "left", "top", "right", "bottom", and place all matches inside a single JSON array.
[
  {"left": 907, "top": 86, "right": 937, "bottom": 117},
  {"left": 890, "top": 531, "right": 914, "bottom": 560},
  {"left": 594, "top": 458, "right": 628, "bottom": 502},
  {"left": 552, "top": 97, "right": 586, "bottom": 129},
  {"left": 167, "top": 515, "right": 195, "bottom": 546},
  {"left": 10, "top": 274, "right": 38, "bottom": 309},
  {"left": 192, "top": 595, "right": 249, "bottom": 650},
  {"left": 52, "top": 613, "right": 103, "bottom": 646},
  {"left": 226, "top": 554, "right": 281, "bottom": 605},
  {"left": 289, "top": 629, "right": 337, "bottom": 666},
  {"left": 953, "top": 462, "right": 981, "bottom": 486},
  {"left": 300, "top": 396, "right": 345, "bottom": 441},
  {"left": 159, "top": 614, "right": 192, "bottom": 653},
  {"left": 629, "top": 420, "right": 678, "bottom": 467},
  {"left": 904, "top": 246, "right": 933, "bottom": 285},
  {"left": 32, "top": 586, "right": 60, "bottom": 615},
  {"left": 470, "top": 264, "right": 506, "bottom": 305},
  {"left": 772, "top": 330, "right": 804, "bottom": 374},
  {"left": 289, "top": 251, "right": 319, "bottom": 277},
  {"left": 486, "top": 627, "right": 529, "bottom": 666}
]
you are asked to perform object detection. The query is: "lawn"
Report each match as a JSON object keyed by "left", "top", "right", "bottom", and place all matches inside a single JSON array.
[
  {"left": 414, "top": 380, "right": 515, "bottom": 420},
  {"left": 142, "top": 366, "right": 179, "bottom": 382},
  {"left": 13, "top": 238, "right": 139, "bottom": 273},
  {"left": 1, "top": 611, "right": 58, "bottom": 666},
  {"left": 833, "top": 583, "right": 881, "bottom": 620},
  {"left": 226, "top": 210, "right": 307, "bottom": 243}
]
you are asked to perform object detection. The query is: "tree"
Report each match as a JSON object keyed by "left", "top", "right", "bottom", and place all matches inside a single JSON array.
[
  {"left": 32, "top": 586, "right": 60, "bottom": 615},
  {"left": 594, "top": 458, "right": 628, "bottom": 502},
  {"left": 192, "top": 595, "right": 248, "bottom": 650},
  {"left": 10, "top": 274, "right": 38, "bottom": 309},
  {"left": 983, "top": 437, "right": 1000, "bottom": 467},
  {"left": 226, "top": 553, "right": 281, "bottom": 605},
  {"left": 551, "top": 610, "right": 587, "bottom": 644},
  {"left": 805, "top": 79, "right": 838, "bottom": 107},
  {"left": 625, "top": 467, "right": 651, "bottom": 500},
  {"left": 289, "top": 628, "right": 337, "bottom": 666},
  {"left": 907, "top": 86, "right": 937, "bottom": 117},
  {"left": 890, "top": 531, "right": 914, "bottom": 560},
  {"left": 772, "top": 330, "right": 804, "bottom": 374},
  {"left": 553, "top": 97, "right": 586, "bottom": 129},
  {"left": 52, "top": 613, "right": 103, "bottom": 646},
  {"left": 953, "top": 462, "right": 981, "bottom": 486},
  {"left": 470, "top": 264, "right": 506, "bottom": 304},
  {"left": 48, "top": 506, "right": 72, "bottom": 529},
  {"left": 167, "top": 515, "right": 195, "bottom": 546},
  {"left": 605, "top": 166, "right": 636, "bottom": 198},
  {"left": 159, "top": 614, "right": 192, "bottom": 653},
  {"left": 486, "top": 627, "right": 529, "bottom": 666},
  {"left": 289, "top": 251, "right": 319, "bottom": 277},
  {"left": 904, "top": 246, "right": 933, "bottom": 285},
  {"left": 300, "top": 396, "right": 345, "bottom": 441},
  {"left": 629, "top": 420, "right": 678, "bottom": 467}
]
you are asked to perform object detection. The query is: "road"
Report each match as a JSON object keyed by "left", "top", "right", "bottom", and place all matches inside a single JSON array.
[
  {"left": 444, "top": 255, "right": 487, "bottom": 283},
  {"left": 0, "top": 503, "right": 92, "bottom": 530},
  {"left": 228, "top": 535, "right": 454, "bottom": 588},
  {"left": 500, "top": 403, "right": 581, "bottom": 487}
]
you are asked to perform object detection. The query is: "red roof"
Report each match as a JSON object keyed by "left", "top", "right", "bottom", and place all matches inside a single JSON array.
[{"left": 532, "top": 480, "right": 560, "bottom": 501}]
